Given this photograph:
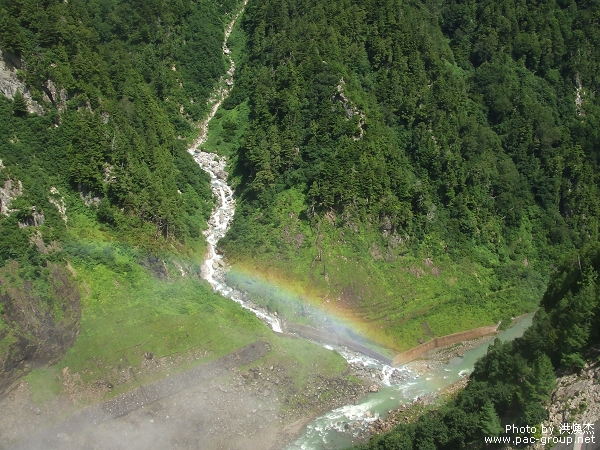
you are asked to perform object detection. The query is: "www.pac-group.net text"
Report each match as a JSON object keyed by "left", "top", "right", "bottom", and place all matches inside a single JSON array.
[{"left": 484, "top": 423, "right": 596, "bottom": 446}]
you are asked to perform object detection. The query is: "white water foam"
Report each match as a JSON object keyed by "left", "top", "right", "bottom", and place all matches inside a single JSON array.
[
  {"left": 332, "top": 346, "right": 412, "bottom": 387},
  {"left": 187, "top": 0, "right": 282, "bottom": 334},
  {"left": 458, "top": 369, "right": 471, "bottom": 378},
  {"left": 191, "top": 151, "right": 283, "bottom": 334},
  {"left": 290, "top": 399, "right": 384, "bottom": 450}
]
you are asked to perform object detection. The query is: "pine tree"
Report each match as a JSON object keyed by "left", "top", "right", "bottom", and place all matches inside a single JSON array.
[
  {"left": 480, "top": 401, "right": 503, "bottom": 437},
  {"left": 12, "top": 90, "right": 28, "bottom": 117}
]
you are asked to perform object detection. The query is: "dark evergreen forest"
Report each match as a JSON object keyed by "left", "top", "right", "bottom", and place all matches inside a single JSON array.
[
  {"left": 1, "top": 0, "right": 599, "bottom": 447},
  {"left": 230, "top": 0, "right": 600, "bottom": 242},
  {"left": 218, "top": 0, "right": 600, "bottom": 348},
  {"left": 0, "top": 0, "right": 239, "bottom": 243}
]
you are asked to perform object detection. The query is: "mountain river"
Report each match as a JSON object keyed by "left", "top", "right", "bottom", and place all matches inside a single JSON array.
[
  {"left": 188, "top": 6, "right": 534, "bottom": 449},
  {"left": 286, "top": 314, "right": 533, "bottom": 450}
]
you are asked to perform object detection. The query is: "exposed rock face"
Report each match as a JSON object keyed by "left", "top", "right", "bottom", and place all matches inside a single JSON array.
[
  {"left": 42, "top": 78, "right": 67, "bottom": 112},
  {"left": 0, "top": 262, "right": 82, "bottom": 395},
  {"left": 0, "top": 51, "right": 24, "bottom": 99},
  {"left": 0, "top": 178, "right": 23, "bottom": 216},
  {"left": 0, "top": 51, "right": 44, "bottom": 114},
  {"left": 531, "top": 355, "right": 600, "bottom": 449},
  {"left": 28, "top": 230, "right": 61, "bottom": 254},
  {"left": 48, "top": 186, "right": 67, "bottom": 223},
  {"left": 331, "top": 78, "right": 366, "bottom": 140},
  {"left": 549, "top": 360, "right": 600, "bottom": 423},
  {"left": 1, "top": 163, "right": 46, "bottom": 228},
  {"left": 79, "top": 191, "right": 101, "bottom": 207},
  {"left": 18, "top": 207, "right": 45, "bottom": 228}
]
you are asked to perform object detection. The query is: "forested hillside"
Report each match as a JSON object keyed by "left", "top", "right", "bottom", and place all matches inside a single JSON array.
[
  {"left": 217, "top": 0, "right": 600, "bottom": 348},
  {"left": 0, "top": 0, "right": 240, "bottom": 238},
  {"left": 0, "top": 0, "right": 240, "bottom": 391},
  {"left": 1, "top": 0, "right": 599, "bottom": 446},
  {"left": 355, "top": 241, "right": 600, "bottom": 449}
]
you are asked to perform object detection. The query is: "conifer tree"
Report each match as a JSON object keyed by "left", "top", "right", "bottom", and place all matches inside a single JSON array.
[{"left": 12, "top": 90, "right": 27, "bottom": 117}]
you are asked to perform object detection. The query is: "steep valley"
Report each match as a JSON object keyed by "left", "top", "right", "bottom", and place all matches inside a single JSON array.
[{"left": 1, "top": 0, "right": 600, "bottom": 449}]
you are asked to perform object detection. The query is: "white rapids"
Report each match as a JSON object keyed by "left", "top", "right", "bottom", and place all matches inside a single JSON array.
[
  {"left": 188, "top": 0, "right": 281, "bottom": 333},
  {"left": 190, "top": 151, "right": 282, "bottom": 334},
  {"left": 285, "top": 346, "right": 419, "bottom": 450},
  {"left": 183, "top": 5, "right": 536, "bottom": 449}
]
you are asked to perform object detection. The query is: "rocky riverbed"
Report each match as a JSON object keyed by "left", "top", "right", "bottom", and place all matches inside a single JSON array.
[
  {"left": 0, "top": 323, "right": 515, "bottom": 450},
  {"left": 0, "top": 341, "right": 375, "bottom": 450},
  {"left": 362, "top": 338, "right": 493, "bottom": 440},
  {"left": 192, "top": 150, "right": 283, "bottom": 333}
]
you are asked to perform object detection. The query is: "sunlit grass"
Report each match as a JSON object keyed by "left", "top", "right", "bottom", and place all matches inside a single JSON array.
[
  {"left": 219, "top": 190, "right": 543, "bottom": 351},
  {"left": 24, "top": 368, "right": 61, "bottom": 404}
]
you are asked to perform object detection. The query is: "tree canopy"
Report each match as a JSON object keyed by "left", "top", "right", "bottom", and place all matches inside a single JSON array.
[{"left": 217, "top": 0, "right": 600, "bottom": 347}]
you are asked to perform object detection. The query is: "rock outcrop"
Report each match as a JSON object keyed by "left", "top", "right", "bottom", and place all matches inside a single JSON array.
[
  {"left": 0, "top": 178, "right": 23, "bottom": 216},
  {"left": 0, "top": 51, "right": 44, "bottom": 114},
  {"left": 532, "top": 353, "right": 600, "bottom": 449},
  {"left": 332, "top": 78, "right": 366, "bottom": 140}
]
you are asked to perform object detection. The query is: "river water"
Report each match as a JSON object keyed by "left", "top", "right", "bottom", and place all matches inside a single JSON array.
[
  {"left": 188, "top": 0, "right": 283, "bottom": 333},
  {"left": 189, "top": 7, "right": 534, "bottom": 450},
  {"left": 190, "top": 151, "right": 283, "bottom": 333},
  {"left": 287, "top": 314, "right": 533, "bottom": 450}
]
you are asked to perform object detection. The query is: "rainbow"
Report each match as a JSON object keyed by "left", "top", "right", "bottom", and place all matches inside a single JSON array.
[{"left": 224, "top": 262, "right": 396, "bottom": 354}]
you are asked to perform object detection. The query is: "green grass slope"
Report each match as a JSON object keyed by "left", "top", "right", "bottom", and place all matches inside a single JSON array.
[
  {"left": 354, "top": 240, "right": 600, "bottom": 450},
  {"left": 213, "top": 0, "right": 600, "bottom": 350}
]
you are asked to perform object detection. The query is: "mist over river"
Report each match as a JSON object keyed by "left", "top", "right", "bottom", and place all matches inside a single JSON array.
[
  {"left": 189, "top": 8, "right": 535, "bottom": 450},
  {"left": 288, "top": 314, "right": 533, "bottom": 450}
]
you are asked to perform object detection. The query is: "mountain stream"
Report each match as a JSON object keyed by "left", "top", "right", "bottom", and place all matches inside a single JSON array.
[{"left": 188, "top": 5, "right": 534, "bottom": 449}]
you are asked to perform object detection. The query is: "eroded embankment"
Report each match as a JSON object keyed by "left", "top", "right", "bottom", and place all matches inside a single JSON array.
[
  {"left": 392, "top": 324, "right": 499, "bottom": 366},
  {"left": 0, "top": 263, "right": 81, "bottom": 396}
]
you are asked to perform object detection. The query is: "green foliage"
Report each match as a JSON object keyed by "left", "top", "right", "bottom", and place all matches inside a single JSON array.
[
  {"left": 213, "top": 0, "right": 600, "bottom": 348},
  {"left": 0, "top": 0, "right": 242, "bottom": 242},
  {"left": 480, "top": 401, "right": 502, "bottom": 437},
  {"left": 356, "top": 240, "right": 600, "bottom": 450},
  {"left": 0, "top": 0, "right": 354, "bottom": 410},
  {"left": 11, "top": 90, "right": 27, "bottom": 117},
  {"left": 56, "top": 240, "right": 268, "bottom": 396},
  {"left": 0, "top": 0, "right": 242, "bottom": 389}
]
